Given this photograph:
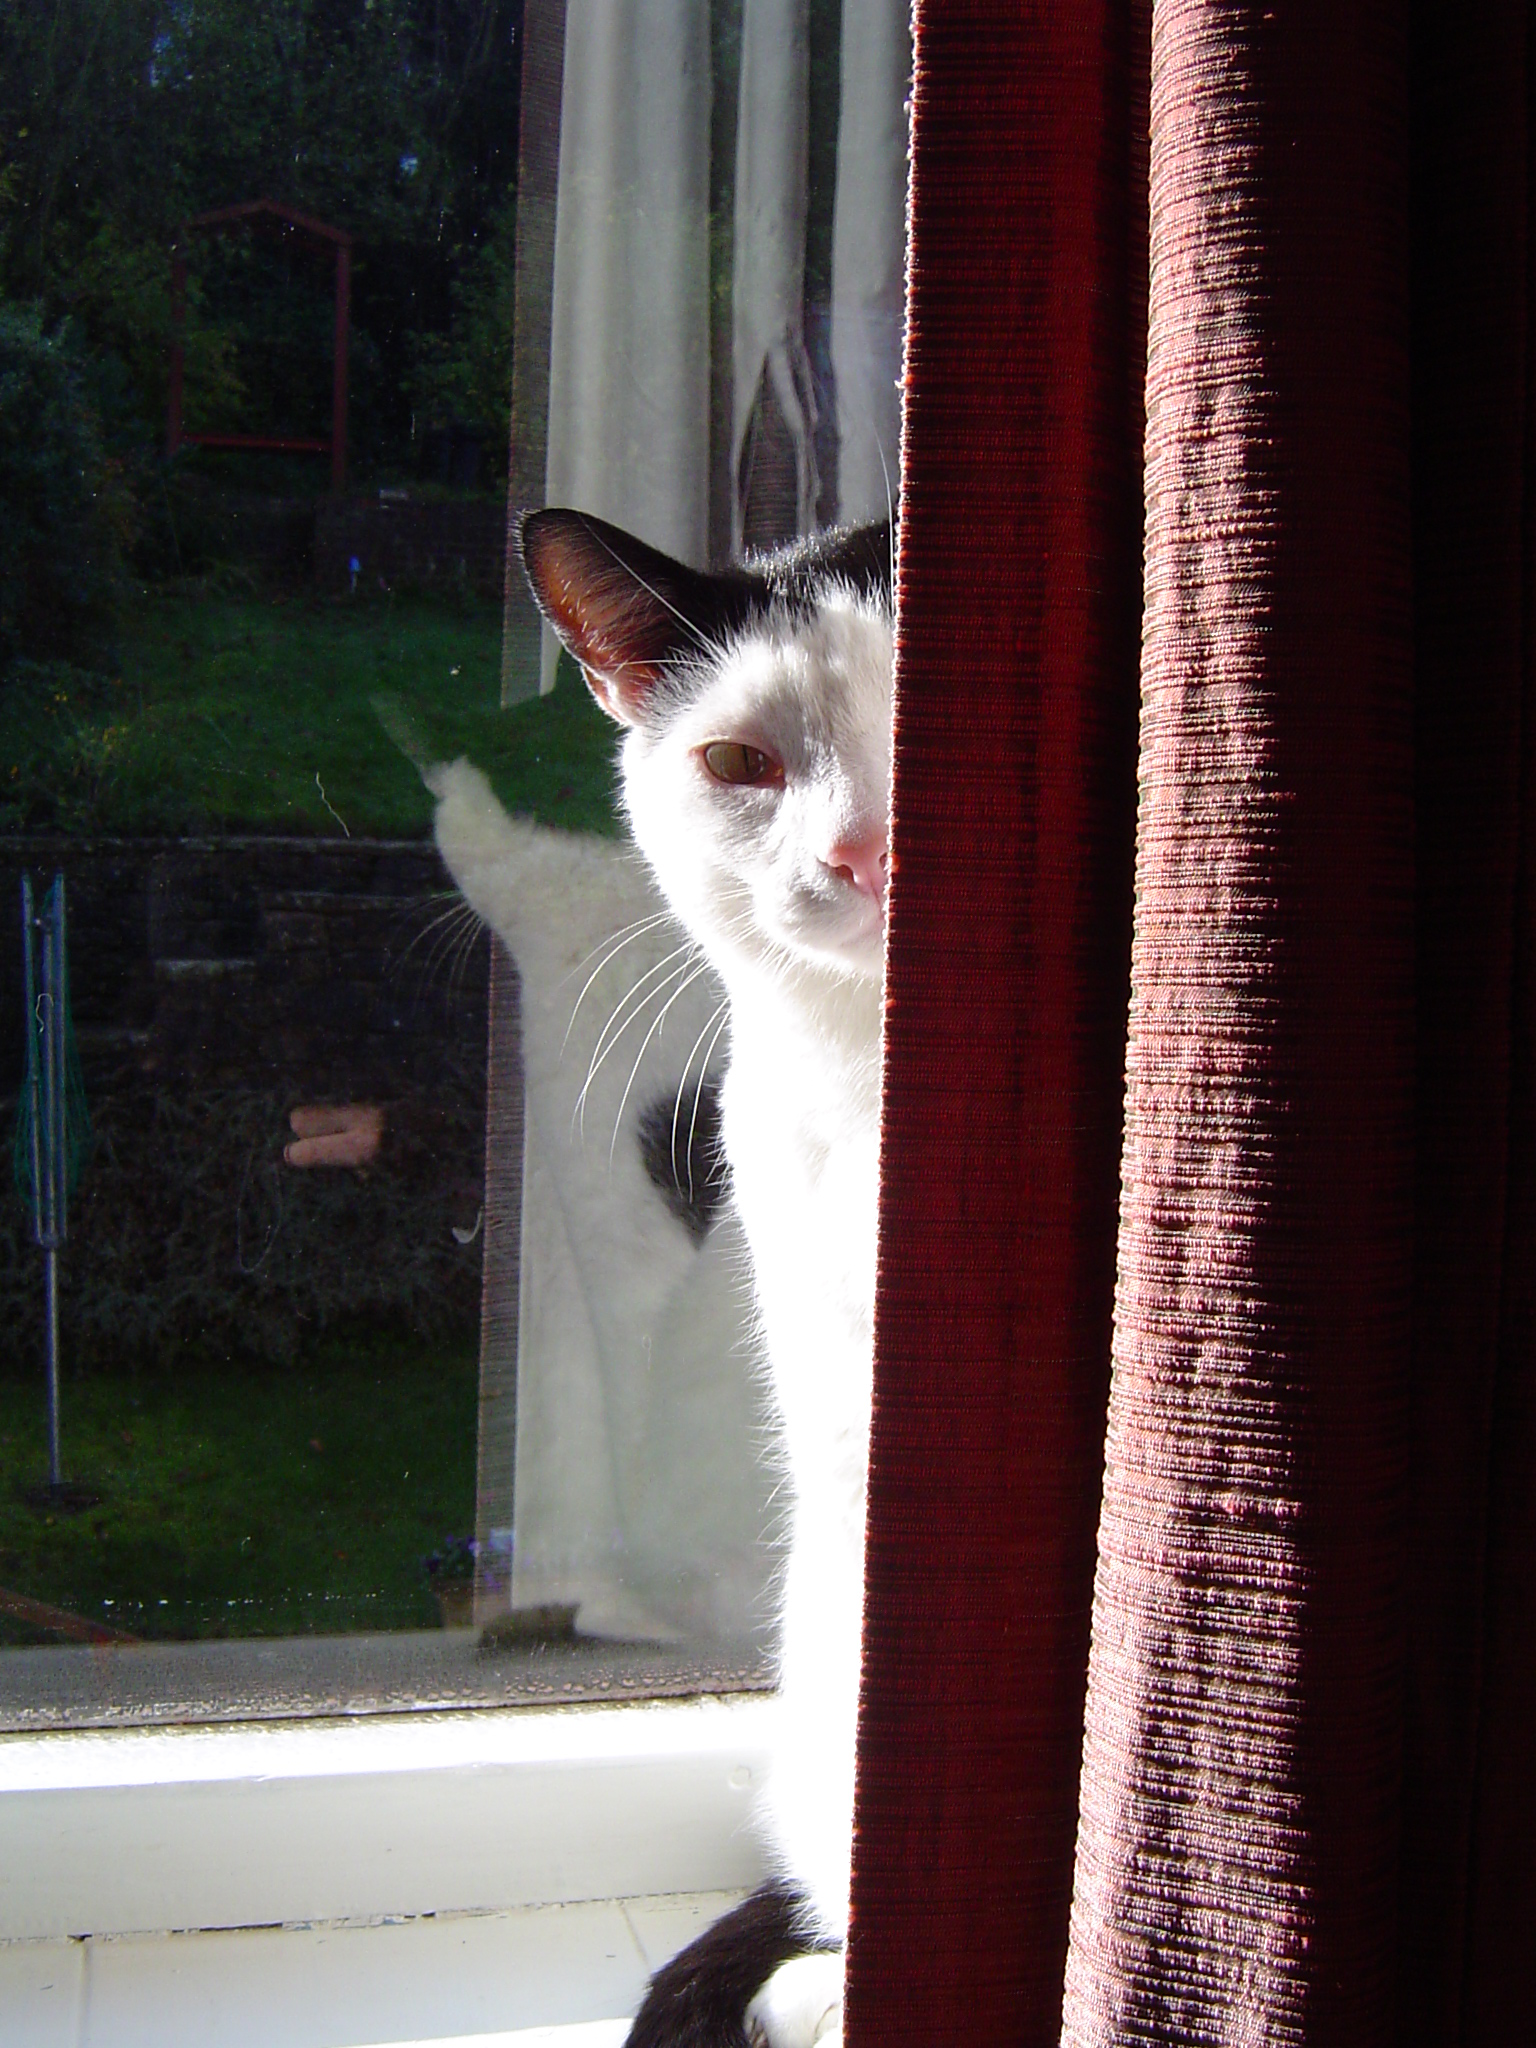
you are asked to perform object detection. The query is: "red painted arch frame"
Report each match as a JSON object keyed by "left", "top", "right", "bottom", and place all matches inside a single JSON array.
[{"left": 166, "top": 199, "right": 353, "bottom": 493}]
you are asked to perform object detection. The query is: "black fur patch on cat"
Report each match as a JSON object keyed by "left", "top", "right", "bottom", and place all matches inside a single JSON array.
[
  {"left": 638, "top": 1082, "right": 731, "bottom": 1245},
  {"left": 625, "top": 1881, "right": 826, "bottom": 2048},
  {"left": 518, "top": 507, "right": 893, "bottom": 729}
]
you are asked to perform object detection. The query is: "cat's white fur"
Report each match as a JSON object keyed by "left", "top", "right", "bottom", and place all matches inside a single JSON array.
[
  {"left": 613, "top": 585, "right": 893, "bottom": 2041},
  {"left": 428, "top": 765, "right": 777, "bottom": 1644},
  {"left": 746, "top": 1952, "right": 846, "bottom": 2047}
]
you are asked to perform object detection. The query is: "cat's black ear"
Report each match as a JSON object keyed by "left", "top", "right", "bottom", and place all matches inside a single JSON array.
[
  {"left": 518, "top": 508, "right": 719, "bottom": 724},
  {"left": 816, "top": 518, "right": 894, "bottom": 603}
]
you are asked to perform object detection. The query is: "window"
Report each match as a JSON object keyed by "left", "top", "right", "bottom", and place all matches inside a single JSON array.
[{"left": 0, "top": 0, "right": 910, "bottom": 1740}]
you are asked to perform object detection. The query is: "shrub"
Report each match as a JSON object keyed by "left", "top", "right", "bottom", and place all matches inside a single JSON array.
[
  {"left": 58, "top": 220, "right": 245, "bottom": 446},
  {"left": 406, "top": 186, "right": 517, "bottom": 480},
  {"left": 0, "top": 1074, "right": 484, "bottom": 1374},
  {"left": 0, "top": 656, "right": 122, "bottom": 834},
  {"left": 0, "top": 302, "right": 123, "bottom": 667}
]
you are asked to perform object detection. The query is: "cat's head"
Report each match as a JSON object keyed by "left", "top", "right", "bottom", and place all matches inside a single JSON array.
[{"left": 519, "top": 509, "right": 894, "bottom": 985}]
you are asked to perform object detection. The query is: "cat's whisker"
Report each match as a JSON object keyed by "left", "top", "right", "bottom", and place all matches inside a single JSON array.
[
  {"left": 606, "top": 968, "right": 716, "bottom": 1169},
  {"left": 685, "top": 1005, "right": 731, "bottom": 1206},
  {"left": 396, "top": 889, "right": 471, "bottom": 936},
  {"left": 580, "top": 941, "right": 699, "bottom": 1082},
  {"left": 571, "top": 953, "right": 692, "bottom": 1113},
  {"left": 561, "top": 913, "right": 678, "bottom": 1053},
  {"left": 655, "top": 977, "right": 726, "bottom": 1200},
  {"left": 419, "top": 902, "right": 484, "bottom": 997},
  {"left": 386, "top": 893, "right": 486, "bottom": 1008},
  {"left": 564, "top": 938, "right": 670, "bottom": 1061},
  {"left": 561, "top": 921, "right": 671, "bottom": 1032},
  {"left": 573, "top": 953, "right": 697, "bottom": 1138},
  {"left": 667, "top": 996, "right": 731, "bottom": 1207},
  {"left": 422, "top": 895, "right": 478, "bottom": 954},
  {"left": 444, "top": 910, "right": 487, "bottom": 1000},
  {"left": 414, "top": 897, "right": 479, "bottom": 953},
  {"left": 577, "top": 962, "right": 696, "bottom": 1146},
  {"left": 877, "top": 439, "right": 897, "bottom": 589},
  {"left": 391, "top": 893, "right": 478, "bottom": 979},
  {"left": 671, "top": 996, "right": 731, "bottom": 1125},
  {"left": 561, "top": 909, "right": 675, "bottom": 988}
]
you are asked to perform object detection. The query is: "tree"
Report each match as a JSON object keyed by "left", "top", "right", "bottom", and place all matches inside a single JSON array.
[
  {"left": 0, "top": 0, "right": 523, "bottom": 478},
  {"left": 0, "top": 304, "right": 122, "bottom": 665}
]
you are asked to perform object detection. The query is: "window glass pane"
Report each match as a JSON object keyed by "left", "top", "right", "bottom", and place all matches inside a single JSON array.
[{"left": 0, "top": 0, "right": 909, "bottom": 1731}]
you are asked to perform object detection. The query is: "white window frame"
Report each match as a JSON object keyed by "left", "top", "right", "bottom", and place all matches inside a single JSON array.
[{"left": 0, "top": 1693, "right": 774, "bottom": 1944}]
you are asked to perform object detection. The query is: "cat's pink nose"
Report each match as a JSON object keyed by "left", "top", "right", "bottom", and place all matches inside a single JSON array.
[{"left": 824, "top": 833, "right": 889, "bottom": 903}]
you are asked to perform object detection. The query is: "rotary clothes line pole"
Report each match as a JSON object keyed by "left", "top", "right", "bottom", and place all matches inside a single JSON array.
[{"left": 14, "top": 874, "right": 91, "bottom": 1495}]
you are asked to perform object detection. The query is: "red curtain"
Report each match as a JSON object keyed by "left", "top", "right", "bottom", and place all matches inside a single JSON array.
[
  {"left": 845, "top": 5, "right": 1149, "bottom": 2040},
  {"left": 850, "top": 3, "right": 1535, "bottom": 2043}
]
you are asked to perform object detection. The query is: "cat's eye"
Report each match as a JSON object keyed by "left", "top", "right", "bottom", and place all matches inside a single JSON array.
[{"left": 701, "top": 741, "right": 782, "bottom": 787}]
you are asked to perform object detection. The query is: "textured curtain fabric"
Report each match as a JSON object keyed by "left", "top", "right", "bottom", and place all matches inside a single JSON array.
[
  {"left": 1062, "top": 3, "right": 1416, "bottom": 2038},
  {"left": 851, "top": 1, "right": 1534, "bottom": 2044},
  {"left": 845, "top": 6, "right": 1149, "bottom": 2042}
]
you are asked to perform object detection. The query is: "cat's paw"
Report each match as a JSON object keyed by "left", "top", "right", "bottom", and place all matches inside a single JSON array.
[
  {"left": 745, "top": 1952, "right": 843, "bottom": 2048},
  {"left": 421, "top": 752, "right": 489, "bottom": 807},
  {"left": 428, "top": 756, "right": 528, "bottom": 913}
]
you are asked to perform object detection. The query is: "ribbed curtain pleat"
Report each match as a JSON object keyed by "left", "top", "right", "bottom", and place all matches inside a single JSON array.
[
  {"left": 1061, "top": 5, "right": 1417, "bottom": 2041},
  {"left": 843, "top": 6, "right": 1148, "bottom": 2043},
  {"left": 848, "top": 2, "right": 1534, "bottom": 2041}
]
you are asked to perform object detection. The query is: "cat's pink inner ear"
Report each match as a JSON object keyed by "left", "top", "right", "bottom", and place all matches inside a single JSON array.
[
  {"left": 577, "top": 662, "right": 636, "bottom": 724},
  {"left": 521, "top": 513, "right": 676, "bottom": 725}
]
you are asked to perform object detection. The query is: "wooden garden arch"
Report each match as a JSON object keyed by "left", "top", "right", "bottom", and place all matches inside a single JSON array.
[{"left": 166, "top": 199, "right": 353, "bottom": 493}]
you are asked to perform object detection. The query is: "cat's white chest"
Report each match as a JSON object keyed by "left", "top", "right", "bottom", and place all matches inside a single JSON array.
[{"left": 721, "top": 990, "right": 881, "bottom": 1508}]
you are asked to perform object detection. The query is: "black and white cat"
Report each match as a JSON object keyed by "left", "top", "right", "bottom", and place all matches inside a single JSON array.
[{"left": 521, "top": 508, "right": 894, "bottom": 2048}]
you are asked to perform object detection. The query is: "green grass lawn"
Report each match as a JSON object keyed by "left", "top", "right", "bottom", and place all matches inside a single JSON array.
[
  {"left": 0, "top": 585, "right": 564, "bottom": 1647},
  {"left": 4, "top": 584, "right": 621, "bottom": 840},
  {"left": 0, "top": 1332, "right": 478, "bottom": 1644}
]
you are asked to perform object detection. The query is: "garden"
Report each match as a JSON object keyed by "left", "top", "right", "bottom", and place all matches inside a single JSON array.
[
  {"left": 2, "top": 571, "right": 618, "bottom": 843},
  {"left": 0, "top": 1334, "right": 478, "bottom": 1645},
  {"left": 0, "top": 0, "right": 616, "bottom": 1650}
]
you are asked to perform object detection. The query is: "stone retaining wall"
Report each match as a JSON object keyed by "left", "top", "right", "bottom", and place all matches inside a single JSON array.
[{"left": 0, "top": 837, "right": 488, "bottom": 1104}]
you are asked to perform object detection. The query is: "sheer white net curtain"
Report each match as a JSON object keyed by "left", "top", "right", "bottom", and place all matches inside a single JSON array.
[{"left": 477, "top": 0, "right": 910, "bottom": 1647}]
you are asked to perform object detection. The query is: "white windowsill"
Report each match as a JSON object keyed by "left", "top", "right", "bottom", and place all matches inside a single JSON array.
[
  {"left": 0, "top": 1897, "right": 747, "bottom": 2048},
  {"left": 0, "top": 1694, "right": 775, "bottom": 2048}
]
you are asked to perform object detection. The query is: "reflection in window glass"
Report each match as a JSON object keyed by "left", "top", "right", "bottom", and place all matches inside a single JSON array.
[{"left": 0, "top": 0, "right": 909, "bottom": 1729}]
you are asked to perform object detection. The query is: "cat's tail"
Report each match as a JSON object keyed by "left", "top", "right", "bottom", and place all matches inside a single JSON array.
[
  {"left": 625, "top": 1881, "right": 831, "bottom": 2048},
  {"left": 370, "top": 690, "right": 434, "bottom": 777}
]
